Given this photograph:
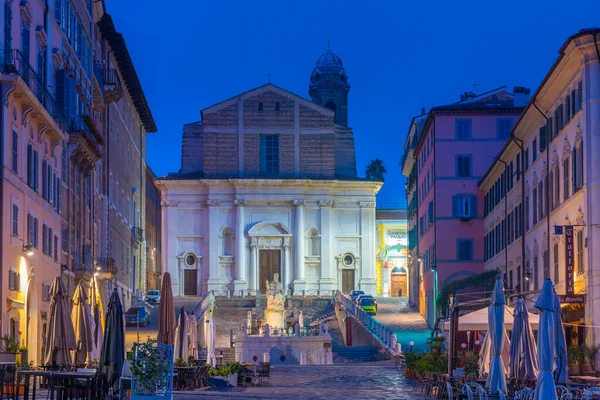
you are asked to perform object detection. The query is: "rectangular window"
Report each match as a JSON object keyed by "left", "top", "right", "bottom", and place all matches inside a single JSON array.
[
  {"left": 33, "top": 150, "right": 38, "bottom": 191},
  {"left": 548, "top": 170, "right": 554, "bottom": 210},
  {"left": 496, "top": 118, "right": 513, "bottom": 139},
  {"left": 524, "top": 149, "right": 529, "bottom": 170},
  {"left": 578, "top": 80, "right": 583, "bottom": 109},
  {"left": 455, "top": 119, "right": 472, "bottom": 139},
  {"left": 428, "top": 201, "right": 433, "bottom": 224},
  {"left": 54, "top": 235, "right": 58, "bottom": 261},
  {"left": 554, "top": 166, "right": 560, "bottom": 207},
  {"left": 456, "top": 155, "right": 472, "bottom": 177},
  {"left": 578, "top": 142, "right": 584, "bottom": 189},
  {"left": 12, "top": 204, "right": 18, "bottom": 237},
  {"left": 61, "top": 227, "right": 68, "bottom": 251},
  {"left": 543, "top": 249, "right": 549, "bottom": 280},
  {"left": 563, "top": 157, "right": 570, "bottom": 200},
  {"left": 539, "top": 125, "right": 547, "bottom": 153},
  {"left": 532, "top": 187, "right": 538, "bottom": 225},
  {"left": 533, "top": 257, "right": 538, "bottom": 290},
  {"left": 538, "top": 181, "right": 544, "bottom": 219},
  {"left": 553, "top": 244, "right": 559, "bottom": 283},
  {"left": 577, "top": 230, "right": 584, "bottom": 276},
  {"left": 516, "top": 154, "right": 521, "bottom": 181},
  {"left": 8, "top": 270, "right": 19, "bottom": 292},
  {"left": 566, "top": 95, "right": 571, "bottom": 122},
  {"left": 61, "top": 148, "right": 67, "bottom": 182},
  {"left": 509, "top": 269, "right": 514, "bottom": 289},
  {"left": 532, "top": 139, "right": 537, "bottom": 162},
  {"left": 457, "top": 239, "right": 473, "bottom": 261},
  {"left": 12, "top": 131, "right": 18, "bottom": 173},
  {"left": 259, "top": 135, "right": 280, "bottom": 175},
  {"left": 42, "top": 283, "right": 51, "bottom": 302},
  {"left": 524, "top": 195, "right": 530, "bottom": 231},
  {"left": 517, "top": 265, "right": 521, "bottom": 292}
]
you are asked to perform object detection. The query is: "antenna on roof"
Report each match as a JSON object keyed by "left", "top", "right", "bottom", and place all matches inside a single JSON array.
[
  {"left": 472, "top": 83, "right": 482, "bottom": 93},
  {"left": 267, "top": 73, "right": 272, "bottom": 83},
  {"left": 326, "top": 36, "right": 331, "bottom": 49}
]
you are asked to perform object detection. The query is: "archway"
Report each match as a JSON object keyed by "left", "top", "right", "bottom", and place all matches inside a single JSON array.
[{"left": 248, "top": 221, "right": 292, "bottom": 292}]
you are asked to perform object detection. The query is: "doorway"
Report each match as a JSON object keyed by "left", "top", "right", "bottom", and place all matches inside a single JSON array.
[
  {"left": 341, "top": 269, "right": 355, "bottom": 293},
  {"left": 184, "top": 269, "right": 198, "bottom": 295},
  {"left": 259, "top": 250, "right": 281, "bottom": 292}
]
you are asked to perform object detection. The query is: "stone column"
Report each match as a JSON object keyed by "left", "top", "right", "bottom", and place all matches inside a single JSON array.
[
  {"left": 206, "top": 200, "right": 222, "bottom": 292},
  {"left": 293, "top": 200, "right": 306, "bottom": 291},
  {"left": 283, "top": 242, "right": 291, "bottom": 290},
  {"left": 318, "top": 200, "right": 334, "bottom": 292},
  {"left": 234, "top": 199, "right": 248, "bottom": 292},
  {"left": 359, "top": 201, "right": 377, "bottom": 295},
  {"left": 249, "top": 242, "right": 258, "bottom": 291}
]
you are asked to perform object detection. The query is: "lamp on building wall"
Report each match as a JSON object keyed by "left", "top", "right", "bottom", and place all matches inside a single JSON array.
[{"left": 22, "top": 244, "right": 33, "bottom": 257}]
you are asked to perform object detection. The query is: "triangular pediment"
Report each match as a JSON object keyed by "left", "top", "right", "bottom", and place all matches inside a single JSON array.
[{"left": 200, "top": 83, "right": 334, "bottom": 119}]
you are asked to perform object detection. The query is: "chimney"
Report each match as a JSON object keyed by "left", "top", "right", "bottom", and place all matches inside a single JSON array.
[
  {"left": 513, "top": 86, "right": 531, "bottom": 107},
  {"left": 421, "top": 107, "right": 426, "bottom": 115}
]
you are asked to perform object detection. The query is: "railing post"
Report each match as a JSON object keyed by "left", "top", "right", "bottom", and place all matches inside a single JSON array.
[{"left": 226, "top": 290, "right": 231, "bottom": 299}]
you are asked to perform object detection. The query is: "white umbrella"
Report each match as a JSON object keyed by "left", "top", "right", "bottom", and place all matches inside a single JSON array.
[
  {"left": 174, "top": 307, "right": 189, "bottom": 362},
  {"left": 188, "top": 314, "right": 198, "bottom": 360},
  {"left": 533, "top": 279, "right": 558, "bottom": 400},
  {"left": 207, "top": 317, "right": 216, "bottom": 366},
  {"left": 478, "top": 330, "right": 511, "bottom": 378},
  {"left": 486, "top": 278, "right": 507, "bottom": 394}
]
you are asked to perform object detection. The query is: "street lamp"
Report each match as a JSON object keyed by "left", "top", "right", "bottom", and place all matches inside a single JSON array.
[
  {"left": 409, "top": 341, "right": 415, "bottom": 352},
  {"left": 22, "top": 244, "right": 33, "bottom": 257},
  {"left": 475, "top": 339, "right": 481, "bottom": 352}
]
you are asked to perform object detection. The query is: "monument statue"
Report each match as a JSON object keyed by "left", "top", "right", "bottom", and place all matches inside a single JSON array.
[{"left": 266, "top": 273, "right": 285, "bottom": 310}]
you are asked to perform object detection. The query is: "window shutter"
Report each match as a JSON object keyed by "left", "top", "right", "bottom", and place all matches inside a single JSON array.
[
  {"left": 33, "top": 218, "right": 38, "bottom": 247},
  {"left": 42, "top": 160, "right": 47, "bottom": 199},
  {"left": 579, "top": 142, "right": 584, "bottom": 188},
  {"left": 572, "top": 147, "right": 577, "bottom": 191},
  {"left": 33, "top": 151, "right": 38, "bottom": 191},
  {"left": 27, "top": 145, "right": 32, "bottom": 186},
  {"left": 539, "top": 126, "right": 547, "bottom": 152},
  {"left": 452, "top": 195, "right": 458, "bottom": 217},
  {"left": 470, "top": 195, "right": 477, "bottom": 217},
  {"left": 578, "top": 81, "right": 583, "bottom": 109}
]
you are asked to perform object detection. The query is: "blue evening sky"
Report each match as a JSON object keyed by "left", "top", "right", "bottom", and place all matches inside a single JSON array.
[{"left": 106, "top": 0, "right": 600, "bottom": 208}]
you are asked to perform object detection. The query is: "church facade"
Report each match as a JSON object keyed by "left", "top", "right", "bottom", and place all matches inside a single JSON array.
[{"left": 157, "top": 48, "right": 381, "bottom": 296}]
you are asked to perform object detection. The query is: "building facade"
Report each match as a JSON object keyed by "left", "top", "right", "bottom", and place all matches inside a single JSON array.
[
  {"left": 145, "top": 167, "right": 162, "bottom": 290},
  {"left": 481, "top": 29, "right": 600, "bottom": 346},
  {"left": 375, "top": 209, "right": 408, "bottom": 297},
  {"left": 158, "top": 48, "right": 381, "bottom": 297},
  {"left": 0, "top": 0, "right": 155, "bottom": 364},
  {"left": 401, "top": 88, "right": 526, "bottom": 327}
]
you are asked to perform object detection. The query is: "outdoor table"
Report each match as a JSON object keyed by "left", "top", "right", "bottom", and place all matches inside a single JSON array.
[
  {"left": 173, "top": 367, "right": 195, "bottom": 390},
  {"left": 574, "top": 376, "right": 600, "bottom": 385},
  {"left": 49, "top": 371, "right": 99, "bottom": 400},
  {"left": 240, "top": 366, "right": 256, "bottom": 386},
  {"left": 17, "top": 370, "right": 52, "bottom": 400}
]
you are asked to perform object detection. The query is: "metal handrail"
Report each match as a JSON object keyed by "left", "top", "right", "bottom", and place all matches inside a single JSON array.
[
  {"left": 192, "top": 291, "right": 215, "bottom": 321},
  {"left": 1, "top": 49, "right": 67, "bottom": 129}
]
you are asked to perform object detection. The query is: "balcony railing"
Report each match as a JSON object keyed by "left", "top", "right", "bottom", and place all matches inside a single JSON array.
[
  {"left": 99, "top": 64, "right": 123, "bottom": 104},
  {"left": 68, "top": 114, "right": 100, "bottom": 148},
  {"left": 72, "top": 252, "right": 95, "bottom": 272},
  {"left": 132, "top": 227, "right": 144, "bottom": 248},
  {"left": 96, "top": 257, "right": 118, "bottom": 275},
  {"left": 1, "top": 49, "right": 67, "bottom": 129}
]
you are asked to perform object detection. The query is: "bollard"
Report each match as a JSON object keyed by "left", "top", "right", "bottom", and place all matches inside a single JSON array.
[
  {"left": 263, "top": 353, "right": 270, "bottom": 363},
  {"left": 300, "top": 351, "right": 307, "bottom": 365},
  {"left": 264, "top": 324, "right": 270, "bottom": 337},
  {"left": 242, "top": 289, "right": 246, "bottom": 299},
  {"left": 302, "top": 290, "right": 306, "bottom": 298},
  {"left": 226, "top": 290, "right": 231, "bottom": 299}
]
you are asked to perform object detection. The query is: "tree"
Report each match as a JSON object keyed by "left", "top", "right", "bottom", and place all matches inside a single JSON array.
[{"left": 365, "top": 158, "right": 387, "bottom": 182}]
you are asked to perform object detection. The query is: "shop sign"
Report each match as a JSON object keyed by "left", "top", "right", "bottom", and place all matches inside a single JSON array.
[
  {"left": 565, "top": 226, "right": 575, "bottom": 295},
  {"left": 557, "top": 294, "right": 586, "bottom": 304},
  {"left": 385, "top": 230, "right": 407, "bottom": 245}
]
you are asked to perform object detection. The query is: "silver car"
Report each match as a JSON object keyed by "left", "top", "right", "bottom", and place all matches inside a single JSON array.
[{"left": 144, "top": 289, "right": 161, "bottom": 304}]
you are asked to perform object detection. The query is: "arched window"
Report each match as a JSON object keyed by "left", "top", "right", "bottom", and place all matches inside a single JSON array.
[
  {"left": 9, "top": 318, "right": 17, "bottom": 341},
  {"left": 222, "top": 228, "right": 234, "bottom": 256},
  {"left": 306, "top": 228, "right": 320, "bottom": 256}
]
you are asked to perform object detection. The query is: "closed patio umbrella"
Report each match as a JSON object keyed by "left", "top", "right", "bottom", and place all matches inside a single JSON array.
[
  {"left": 100, "top": 288, "right": 125, "bottom": 391},
  {"left": 509, "top": 299, "right": 539, "bottom": 380},
  {"left": 188, "top": 314, "right": 198, "bottom": 360},
  {"left": 157, "top": 273, "right": 176, "bottom": 345},
  {"left": 553, "top": 291, "right": 568, "bottom": 384},
  {"left": 44, "top": 276, "right": 76, "bottom": 367},
  {"left": 486, "top": 278, "right": 507, "bottom": 394},
  {"left": 207, "top": 317, "right": 216, "bottom": 366},
  {"left": 174, "top": 307, "right": 189, "bottom": 362},
  {"left": 72, "top": 283, "right": 93, "bottom": 366},
  {"left": 479, "top": 329, "right": 511, "bottom": 378},
  {"left": 533, "top": 279, "right": 558, "bottom": 400}
]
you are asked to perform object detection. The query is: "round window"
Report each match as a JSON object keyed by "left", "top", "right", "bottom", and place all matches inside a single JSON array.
[
  {"left": 185, "top": 254, "right": 196, "bottom": 266},
  {"left": 343, "top": 255, "right": 354, "bottom": 266}
]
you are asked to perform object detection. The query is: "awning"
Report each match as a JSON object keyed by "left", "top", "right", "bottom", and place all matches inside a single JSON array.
[
  {"left": 442, "top": 306, "right": 540, "bottom": 331},
  {"left": 7, "top": 298, "right": 25, "bottom": 310}
]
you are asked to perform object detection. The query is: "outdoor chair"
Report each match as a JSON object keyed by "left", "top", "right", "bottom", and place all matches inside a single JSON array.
[
  {"left": 556, "top": 385, "right": 573, "bottom": 400},
  {"left": 514, "top": 388, "right": 535, "bottom": 400},
  {"left": 195, "top": 366, "right": 209, "bottom": 388},
  {"left": 253, "top": 362, "right": 270, "bottom": 385},
  {"left": 461, "top": 382, "right": 488, "bottom": 400},
  {"left": 118, "top": 360, "right": 132, "bottom": 400}
]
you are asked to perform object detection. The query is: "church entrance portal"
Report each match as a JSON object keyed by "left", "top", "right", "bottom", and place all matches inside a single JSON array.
[
  {"left": 184, "top": 270, "right": 198, "bottom": 295},
  {"left": 259, "top": 250, "right": 281, "bottom": 293},
  {"left": 342, "top": 269, "right": 355, "bottom": 293}
]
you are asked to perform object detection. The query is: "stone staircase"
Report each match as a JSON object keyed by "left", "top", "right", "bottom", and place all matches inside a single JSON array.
[
  {"left": 198, "top": 347, "right": 236, "bottom": 364},
  {"left": 332, "top": 346, "right": 380, "bottom": 363}
]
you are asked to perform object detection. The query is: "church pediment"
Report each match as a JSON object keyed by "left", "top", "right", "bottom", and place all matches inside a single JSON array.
[{"left": 248, "top": 221, "right": 292, "bottom": 236}]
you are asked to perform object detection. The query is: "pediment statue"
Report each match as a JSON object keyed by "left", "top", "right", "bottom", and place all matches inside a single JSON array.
[{"left": 266, "top": 273, "right": 285, "bottom": 310}]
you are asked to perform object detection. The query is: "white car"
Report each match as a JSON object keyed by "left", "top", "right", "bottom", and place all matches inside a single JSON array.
[{"left": 144, "top": 290, "right": 161, "bottom": 304}]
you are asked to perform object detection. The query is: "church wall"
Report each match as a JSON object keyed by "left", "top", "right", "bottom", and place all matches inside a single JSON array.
[
  {"left": 243, "top": 134, "right": 260, "bottom": 174},
  {"left": 243, "top": 92, "right": 295, "bottom": 129},
  {"left": 299, "top": 104, "right": 334, "bottom": 129},
  {"left": 202, "top": 103, "right": 239, "bottom": 129},
  {"left": 202, "top": 133, "right": 239, "bottom": 176},
  {"left": 299, "top": 135, "right": 336, "bottom": 178},
  {"left": 280, "top": 134, "right": 296, "bottom": 176}
]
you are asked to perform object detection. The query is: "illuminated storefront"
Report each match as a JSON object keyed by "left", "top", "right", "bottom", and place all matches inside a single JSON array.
[{"left": 375, "top": 210, "right": 408, "bottom": 297}]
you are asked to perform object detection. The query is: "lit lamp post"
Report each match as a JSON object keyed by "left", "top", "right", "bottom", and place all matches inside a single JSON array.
[
  {"left": 475, "top": 339, "right": 481, "bottom": 352},
  {"left": 409, "top": 341, "right": 415, "bottom": 352}
]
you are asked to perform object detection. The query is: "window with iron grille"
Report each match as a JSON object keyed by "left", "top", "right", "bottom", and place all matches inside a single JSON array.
[
  {"left": 563, "top": 157, "right": 570, "bottom": 200},
  {"left": 12, "top": 204, "right": 19, "bottom": 237},
  {"left": 42, "top": 283, "right": 51, "bottom": 302},
  {"left": 543, "top": 250, "right": 549, "bottom": 280},
  {"left": 8, "top": 270, "right": 19, "bottom": 291}
]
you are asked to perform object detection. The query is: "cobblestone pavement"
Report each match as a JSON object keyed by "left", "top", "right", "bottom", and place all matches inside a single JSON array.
[
  {"left": 173, "top": 364, "right": 428, "bottom": 400},
  {"left": 373, "top": 297, "right": 431, "bottom": 352}
]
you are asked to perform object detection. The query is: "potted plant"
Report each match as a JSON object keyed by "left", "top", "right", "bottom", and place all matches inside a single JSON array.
[
  {"left": 208, "top": 362, "right": 242, "bottom": 387},
  {"left": 568, "top": 345, "right": 581, "bottom": 376},
  {"left": 19, "top": 346, "right": 28, "bottom": 365},
  {"left": 129, "top": 340, "right": 173, "bottom": 399},
  {"left": 0, "top": 335, "right": 20, "bottom": 363}
]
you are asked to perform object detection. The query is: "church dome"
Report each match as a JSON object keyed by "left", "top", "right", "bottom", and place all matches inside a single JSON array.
[
  {"left": 315, "top": 47, "right": 344, "bottom": 69},
  {"left": 310, "top": 45, "right": 348, "bottom": 86}
]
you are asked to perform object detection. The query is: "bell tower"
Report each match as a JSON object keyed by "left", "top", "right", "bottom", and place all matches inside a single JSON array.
[{"left": 309, "top": 43, "right": 350, "bottom": 127}]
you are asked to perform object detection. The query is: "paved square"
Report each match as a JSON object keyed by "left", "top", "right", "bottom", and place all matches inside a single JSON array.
[{"left": 174, "top": 364, "right": 427, "bottom": 400}]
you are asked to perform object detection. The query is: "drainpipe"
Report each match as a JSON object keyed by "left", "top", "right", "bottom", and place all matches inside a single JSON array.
[
  {"left": 509, "top": 134, "right": 525, "bottom": 291},
  {"left": 412, "top": 126, "right": 419, "bottom": 309},
  {"left": 532, "top": 103, "right": 550, "bottom": 286},
  {"left": 495, "top": 158, "right": 509, "bottom": 281},
  {"left": 432, "top": 116, "right": 438, "bottom": 329}
]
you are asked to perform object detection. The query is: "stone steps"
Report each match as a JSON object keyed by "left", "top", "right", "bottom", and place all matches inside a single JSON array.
[
  {"left": 198, "top": 347, "right": 236, "bottom": 364},
  {"left": 332, "top": 345, "right": 380, "bottom": 363}
]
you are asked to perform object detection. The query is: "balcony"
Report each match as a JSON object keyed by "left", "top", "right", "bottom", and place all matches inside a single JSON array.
[
  {"left": 132, "top": 227, "right": 145, "bottom": 249},
  {"left": 73, "top": 252, "right": 95, "bottom": 278},
  {"left": 0, "top": 49, "right": 66, "bottom": 142},
  {"left": 101, "top": 65, "right": 123, "bottom": 104},
  {"left": 68, "top": 114, "right": 103, "bottom": 174},
  {"left": 96, "top": 257, "right": 118, "bottom": 275}
]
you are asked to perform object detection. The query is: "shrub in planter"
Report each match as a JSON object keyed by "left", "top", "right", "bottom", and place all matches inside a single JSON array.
[{"left": 568, "top": 345, "right": 581, "bottom": 376}]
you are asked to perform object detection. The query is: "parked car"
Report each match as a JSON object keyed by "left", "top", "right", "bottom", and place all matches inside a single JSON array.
[
  {"left": 144, "top": 290, "right": 161, "bottom": 304},
  {"left": 125, "top": 306, "right": 152, "bottom": 326},
  {"left": 356, "top": 294, "right": 377, "bottom": 306},
  {"left": 358, "top": 297, "right": 377, "bottom": 315},
  {"left": 350, "top": 290, "right": 365, "bottom": 302}
]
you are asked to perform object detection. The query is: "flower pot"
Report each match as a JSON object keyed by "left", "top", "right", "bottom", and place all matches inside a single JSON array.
[
  {"left": 0, "top": 353, "right": 17, "bottom": 363},
  {"left": 568, "top": 364, "right": 581, "bottom": 376},
  {"left": 3, "top": 383, "right": 25, "bottom": 396}
]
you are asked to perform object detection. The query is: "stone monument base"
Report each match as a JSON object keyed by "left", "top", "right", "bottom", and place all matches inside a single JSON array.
[
  {"left": 265, "top": 308, "right": 286, "bottom": 329},
  {"left": 235, "top": 332, "right": 333, "bottom": 365}
]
